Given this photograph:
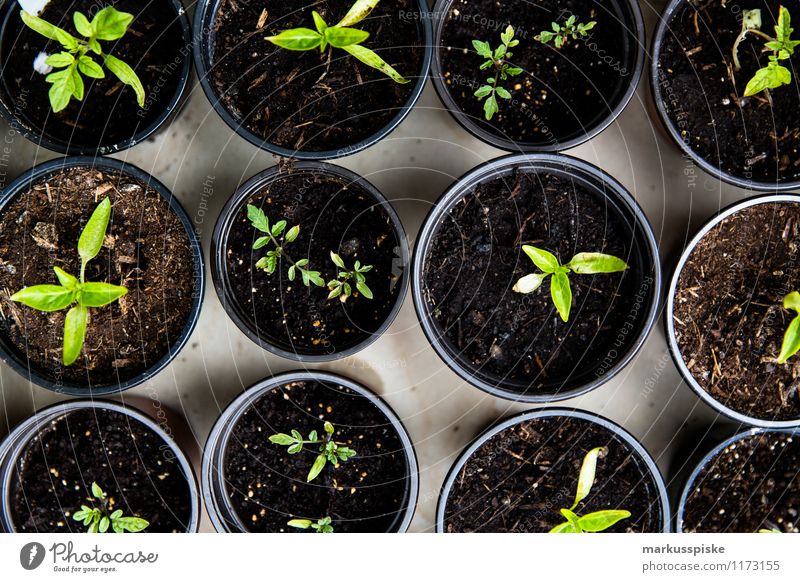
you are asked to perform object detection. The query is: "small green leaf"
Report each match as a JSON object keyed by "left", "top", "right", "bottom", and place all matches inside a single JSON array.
[
  {"left": 560, "top": 507, "right": 581, "bottom": 529},
  {"left": 99, "top": 516, "right": 110, "bottom": 533},
  {"left": 342, "top": 43, "right": 409, "bottom": 84},
  {"left": 253, "top": 236, "right": 270, "bottom": 250},
  {"left": 266, "top": 28, "right": 322, "bottom": 51},
  {"left": 78, "top": 56, "right": 105, "bottom": 79},
  {"left": 103, "top": 54, "right": 145, "bottom": 107},
  {"left": 512, "top": 273, "right": 548, "bottom": 294},
  {"left": 46, "top": 67, "right": 77, "bottom": 112},
  {"left": 307, "top": 453, "right": 327, "bottom": 482},
  {"left": 474, "top": 85, "right": 493, "bottom": 99},
  {"left": 550, "top": 271, "right": 572, "bottom": 322},
  {"left": 287, "top": 443, "right": 302, "bottom": 454},
  {"left": 113, "top": 517, "right": 149, "bottom": 532},
  {"left": 247, "top": 205, "right": 269, "bottom": 233},
  {"left": 20, "top": 10, "right": 79, "bottom": 50},
  {"left": 110, "top": 510, "right": 123, "bottom": 520},
  {"left": 549, "top": 521, "right": 577, "bottom": 533},
  {"left": 330, "top": 251, "right": 346, "bottom": 269},
  {"left": 45, "top": 52, "right": 75, "bottom": 68},
  {"left": 63, "top": 305, "right": 88, "bottom": 365},
  {"left": 312, "top": 11, "right": 328, "bottom": 34},
  {"left": 495, "top": 86, "right": 511, "bottom": 99},
  {"left": 73, "top": 11, "right": 92, "bottom": 37},
  {"left": 778, "top": 314, "right": 800, "bottom": 363},
  {"left": 285, "top": 225, "right": 300, "bottom": 242},
  {"left": 271, "top": 220, "right": 287, "bottom": 237},
  {"left": 522, "top": 245, "right": 560, "bottom": 273},
  {"left": 356, "top": 281, "right": 372, "bottom": 299},
  {"left": 571, "top": 447, "right": 604, "bottom": 510},
  {"left": 483, "top": 93, "right": 499, "bottom": 120},
  {"left": 324, "top": 26, "right": 369, "bottom": 48},
  {"left": 336, "top": 0, "right": 380, "bottom": 27},
  {"left": 10, "top": 285, "right": 74, "bottom": 312},
  {"left": 90, "top": 6, "right": 133, "bottom": 41},
  {"left": 78, "top": 282, "right": 128, "bottom": 307},
  {"left": 91, "top": 482, "right": 105, "bottom": 499},
  {"left": 269, "top": 433, "right": 295, "bottom": 445},
  {"left": 287, "top": 519, "right": 313, "bottom": 529},
  {"left": 337, "top": 446, "right": 356, "bottom": 461},
  {"left": 784, "top": 291, "right": 800, "bottom": 312},
  {"left": 78, "top": 197, "right": 111, "bottom": 265},
  {"left": 566, "top": 252, "right": 628, "bottom": 274},
  {"left": 577, "top": 510, "right": 631, "bottom": 532},
  {"left": 472, "top": 39, "right": 493, "bottom": 58},
  {"left": 324, "top": 421, "right": 334, "bottom": 435}
]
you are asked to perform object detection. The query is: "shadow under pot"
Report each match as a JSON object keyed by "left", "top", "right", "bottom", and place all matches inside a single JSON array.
[
  {"left": 202, "top": 370, "right": 419, "bottom": 532},
  {"left": 676, "top": 427, "right": 800, "bottom": 532},
  {"left": 436, "top": 408, "right": 670, "bottom": 532},
  {"left": 0, "top": 0, "right": 192, "bottom": 155},
  {"left": 412, "top": 153, "right": 660, "bottom": 402},
  {"left": 652, "top": 0, "right": 800, "bottom": 190},
  {"left": 431, "top": 0, "right": 645, "bottom": 151},
  {"left": 667, "top": 195, "right": 800, "bottom": 427},
  {"left": 193, "top": 0, "right": 432, "bottom": 159},
  {"left": 0, "top": 156, "right": 204, "bottom": 395},
  {"left": 211, "top": 162, "right": 408, "bottom": 361},
  {"left": 0, "top": 400, "right": 200, "bottom": 532}
]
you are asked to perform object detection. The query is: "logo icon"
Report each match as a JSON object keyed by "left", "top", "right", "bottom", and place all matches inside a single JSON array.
[{"left": 20, "top": 542, "right": 46, "bottom": 570}]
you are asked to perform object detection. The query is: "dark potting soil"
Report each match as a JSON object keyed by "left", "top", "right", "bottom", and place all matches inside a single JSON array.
[
  {"left": 209, "top": 0, "right": 424, "bottom": 152},
  {"left": 423, "top": 168, "right": 646, "bottom": 393},
  {"left": 224, "top": 167, "right": 403, "bottom": 356},
  {"left": 0, "top": 0, "right": 185, "bottom": 150},
  {"left": 657, "top": 1, "right": 800, "bottom": 184},
  {"left": 682, "top": 432, "right": 800, "bottom": 532},
  {"left": 0, "top": 166, "right": 196, "bottom": 387},
  {"left": 223, "top": 380, "right": 410, "bottom": 532},
  {"left": 443, "top": 415, "right": 664, "bottom": 532},
  {"left": 673, "top": 203, "right": 800, "bottom": 421},
  {"left": 439, "top": 0, "right": 636, "bottom": 146},
  {"left": 9, "top": 408, "right": 193, "bottom": 533}
]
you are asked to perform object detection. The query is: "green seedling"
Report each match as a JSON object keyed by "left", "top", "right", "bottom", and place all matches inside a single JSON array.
[
  {"left": 327, "top": 251, "right": 373, "bottom": 302},
  {"left": 72, "top": 482, "right": 149, "bottom": 533},
  {"left": 549, "top": 447, "right": 631, "bottom": 533},
  {"left": 10, "top": 197, "right": 127, "bottom": 366},
  {"left": 287, "top": 516, "right": 334, "bottom": 533},
  {"left": 535, "top": 14, "right": 597, "bottom": 49},
  {"left": 265, "top": 0, "right": 408, "bottom": 83},
  {"left": 269, "top": 421, "right": 357, "bottom": 482},
  {"left": 512, "top": 245, "right": 628, "bottom": 322},
  {"left": 472, "top": 25, "right": 523, "bottom": 121},
  {"left": 20, "top": 6, "right": 145, "bottom": 112},
  {"left": 777, "top": 291, "right": 800, "bottom": 363},
  {"left": 758, "top": 527, "right": 782, "bottom": 533},
  {"left": 732, "top": 6, "right": 800, "bottom": 97}
]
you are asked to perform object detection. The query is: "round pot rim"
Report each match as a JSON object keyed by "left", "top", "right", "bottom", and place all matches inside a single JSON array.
[
  {"left": 411, "top": 152, "right": 662, "bottom": 402},
  {"left": 674, "top": 425, "right": 799, "bottom": 532},
  {"left": 0, "top": 0, "right": 193, "bottom": 156},
  {"left": 435, "top": 406, "right": 671, "bottom": 533},
  {"left": 210, "top": 160, "right": 409, "bottom": 362},
  {"left": 429, "top": 0, "right": 646, "bottom": 153},
  {"left": 0, "top": 155, "right": 206, "bottom": 396},
  {"left": 665, "top": 193, "right": 800, "bottom": 428},
  {"left": 650, "top": 0, "right": 800, "bottom": 192},
  {"left": 0, "top": 398, "right": 201, "bottom": 533},
  {"left": 191, "top": 0, "right": 433, "bottom": 161},
  {"left": 201, "top": 369, "right": 419, "bottom": 533}
]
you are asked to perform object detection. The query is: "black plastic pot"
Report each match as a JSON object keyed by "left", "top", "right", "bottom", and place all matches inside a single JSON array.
[
  {"left": 201, "top": 370, "right": 419, "bottom": 532},
  {"left": 430, "top": 0, "right": 645, "bottom": 152},
  {"left": 675, "top": 426, "right": 800, "bottom": 532},
  {"left": 192, "top": 0, "right": 432, "bottom": 160},
  {"left": 436, "top": 407, "right": 671, "bottom": 533},
  {"left": 665, "top": 194, "right": 800, "bottom": 428},
  {"left": 0, "top": 0, "right": 192, "bottom": 156},
  {"left": 0, "top": 399, "right": 201, "bottom": 532},
  {"left": 211, "top": 161, "right": 409, "bottom": 362},
  {"left": 650, "top": 0, "right": 800, "bottom": 191},
  {"left": 412, "top": 153, "right": 661, "bottom": 402},
  {"left": 0, "top": 156, "right": 205, "bottom": 396}
]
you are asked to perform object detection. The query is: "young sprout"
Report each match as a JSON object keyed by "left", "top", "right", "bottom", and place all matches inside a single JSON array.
[
  {"left": 777, "top": 291, "right": 800, "bottom": 363},
  {"left": 472, "top": 25, "right": 523, "bottom": 121},
  {"left": 20, "top": 7, "right": 145, "bottom": 112},
  {"left": 9, "top": 197, "right": 128, "bottom": 366},
  {"left": 269, "top": 421, "right": 357, "bottom": 482},
  {"left": 72, "top": 482, "right": 149, "bottom": 533},
  {"left": 733, "top": 6, "right": 800, "bottom": 97},
  {"left": 266, "top": 0, "right": 408, "bottom": 83},
  {"left": 758, "top": 527, "right": 782, "bottom": 533},
  {"left": 549, "top": 447, "right": 631, "bottom": 534},
  {"left": 327, "top": 251, "right": 373, "bottom": 302},
  {"left": 535, "top": 14, "right": 597, "bottom": 49},
  {"left": 287, "top": 516, "right": 334, "bottom": 533},
  {"left": 512, "top": 245, "right": 628, "bottom": 322},
  {"left": 247, "top": 204, "right": 323, "bottom": 288}
]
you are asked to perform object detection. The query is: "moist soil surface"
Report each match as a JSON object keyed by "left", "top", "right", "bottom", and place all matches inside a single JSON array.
[
  {"left": 439, "top": 0, "right": 635, "bottom": 146},
  {"left": 423, "top": 168, "right": 647, "bottom": 395},
  {"left": 0, "top": 0, "right": 186, "bottom": 151},
  {"left": 673, "top": 202, "right": 800, "bottom": 421},
  {"left": 209, "top": 0, "right": 424, "bottom": 152},
  {"left": 224, "top": 166, "right": 403, "bottom": 356},
  {"left": 9, "top": 408, "right": 193, "bottom": 533},
  {"left": 443, "top": 415, "right": 664, "bottom": 532},
  {"left": 0, "top": 165, "right": 196, "bottom": 387},
  {"left": 682, "top": 431, "right": 800, "bottom": 532},
  {"left": 657, "top": 0, "right": 800, "bottom": 184},
  {"left": 223, "top": 379, "right": 410, "bottom": 532}
]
